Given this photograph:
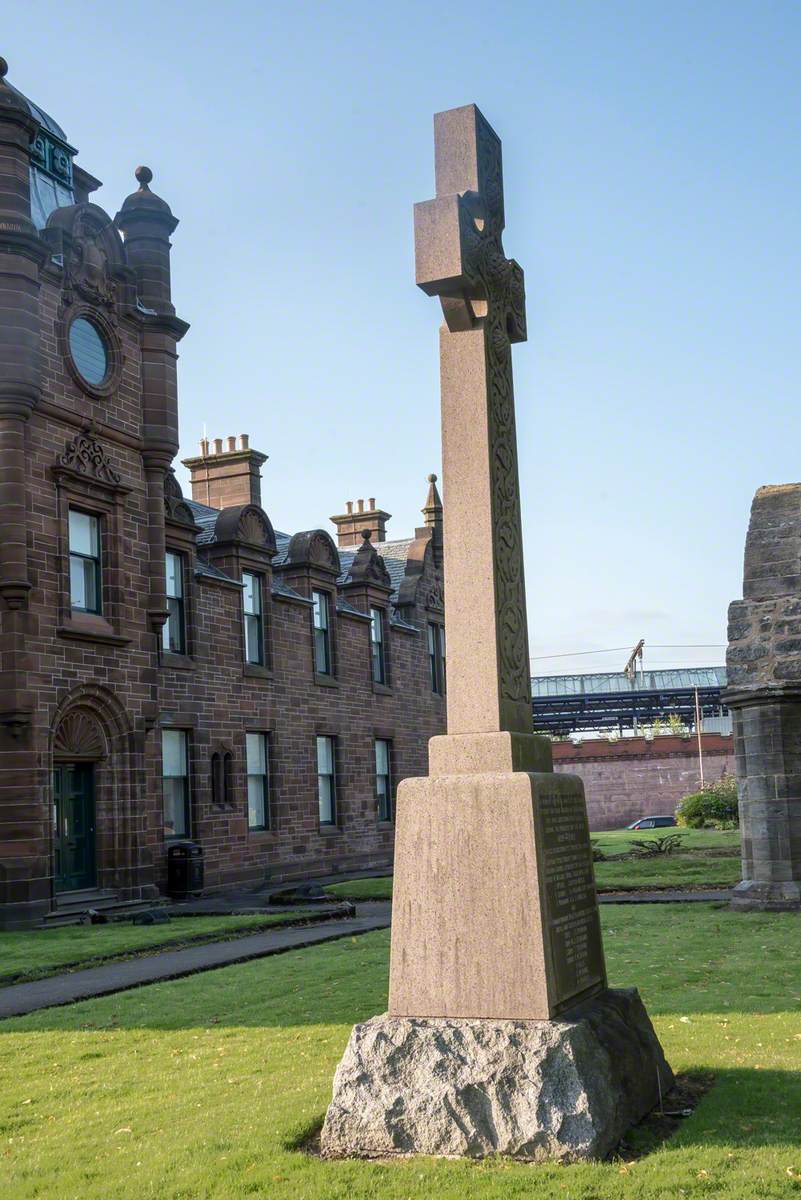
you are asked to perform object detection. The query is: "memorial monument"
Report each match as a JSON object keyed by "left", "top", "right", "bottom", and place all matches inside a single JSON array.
[{"left": 322, "top": 104, "right": 672, "bottom": 1162}]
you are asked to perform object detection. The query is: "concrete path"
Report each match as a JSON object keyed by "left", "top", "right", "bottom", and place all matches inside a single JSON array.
[
  {"left": 0, "top": 888, "right": 730, "bottom": 1020},
  {"left": 0, "top": 904, "right": 392, "bottom": 1020}
]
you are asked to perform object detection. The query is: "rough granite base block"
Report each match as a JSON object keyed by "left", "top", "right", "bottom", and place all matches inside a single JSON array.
[{"left": 321, "top": 988, "right": 673, "bottom": 1162}]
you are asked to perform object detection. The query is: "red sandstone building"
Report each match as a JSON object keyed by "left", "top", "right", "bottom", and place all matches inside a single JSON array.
[{"left": 0, "top": 63, "right": 445, "bottom": 927}]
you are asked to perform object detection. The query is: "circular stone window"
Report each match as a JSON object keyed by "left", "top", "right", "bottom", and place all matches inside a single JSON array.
[{"left": 68, "top": 317, "right": 109, "bottom": 388}]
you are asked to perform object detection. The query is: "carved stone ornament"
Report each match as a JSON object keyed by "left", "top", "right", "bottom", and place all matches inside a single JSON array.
[
  {"left": 285, "top": 529, "right": 340, "bottom": 574},
  {"left": 63, "top": 210, "right": 119, "bottom": 310},
  {"left": 53, "top": 708, "right": 107, "bottom": 760},
  {"left": 56, "top": 428, "right": 123, "bottom": 488},
  {"left": 425, "top": 580, "right": 445, "bottom": 612},
  {"left": 213, "top": 504, "right": 276, "bottom": 553},
  {"left": 164, "top": 468, "right": 197, "bottom": 527},
  {"left": 346, "top": 532, "right": 392, "bottom": 590}
]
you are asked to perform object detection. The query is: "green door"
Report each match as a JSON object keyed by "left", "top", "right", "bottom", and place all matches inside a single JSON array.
[{"left": 53, "top": 763, "right": 96, "bottom": 892}]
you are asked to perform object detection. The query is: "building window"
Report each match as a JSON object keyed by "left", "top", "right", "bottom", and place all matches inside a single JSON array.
[
  {"left": 68, "top": 316, "right": 109, "bottom": 388},
  {"left": 247, "top": 733, "right": 270, "bottom": 830},
  {"left": 370, "top": 606, "right": 387, "bottom": 684},
  {"left": 428, "top": 622, "right": 446, "bottom": 694},
  {"left": 68, "top": 509, "right": 101, "bottom": 613},
  {"left": 312, "top": 590, "right": 332, "bottom": 675},
  {"left": 163, "top": 552, "right": 186, "bottom": 654},
  {"left": 211, "top": 750, "right": 233, "bottom": 807},
  {"left": 242, "top": 572, "right": 264, "bottom": 665},
  {"left": 162, "top": 729, "right": 190, "bottom": 839},
  {"left": 375, "top": 738, "right": 392, "bottom": 821},
  {"left": 317, "top": 735, "right": 336, "bottom": 825}
]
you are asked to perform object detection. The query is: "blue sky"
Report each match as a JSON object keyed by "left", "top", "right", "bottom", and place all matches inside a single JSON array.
[{"left": 7, "top": 2, "right": 801, "bottom": 674}]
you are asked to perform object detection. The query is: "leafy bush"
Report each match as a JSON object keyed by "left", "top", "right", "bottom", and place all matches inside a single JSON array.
[
  {"left": 676, "top": 773, "right": 739, "bottom": 829},
  {"left": 631, "top": 833, "right": 685, "bottom": 857}
]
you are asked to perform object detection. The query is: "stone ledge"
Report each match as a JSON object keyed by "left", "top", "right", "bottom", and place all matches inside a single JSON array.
[{"left": 321, "top": 987, "right": 672, "bottom": 1162}]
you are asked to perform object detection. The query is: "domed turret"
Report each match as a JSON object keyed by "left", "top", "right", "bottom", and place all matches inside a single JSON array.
[
  {"left": 118, "top": 165, "right": 176, "bottom": 222},
  {"left": 0, "top": 56, "right": 75, "bottom": 228}
]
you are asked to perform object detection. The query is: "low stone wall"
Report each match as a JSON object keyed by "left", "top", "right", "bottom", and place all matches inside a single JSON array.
[{"left": 551, "top": 734, "right": 735, "bottom": 831}]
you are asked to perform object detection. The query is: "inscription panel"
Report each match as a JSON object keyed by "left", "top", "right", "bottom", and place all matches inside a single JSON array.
[{"left": 535, "top": 780, "right": 606, "bottom": 1010}]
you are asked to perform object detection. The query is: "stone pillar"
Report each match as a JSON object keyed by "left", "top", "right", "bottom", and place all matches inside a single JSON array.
[
  {"left": 0, "top": 58, "right": 49, "bottom": 927},
  {"left": 115, "top": 168, "right": 189, "bottom": 635},
  {"left": 726, "top": 483, "right": 801, "bottom": 910}
]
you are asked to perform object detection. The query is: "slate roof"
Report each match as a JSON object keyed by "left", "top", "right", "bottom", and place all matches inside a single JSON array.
[
  {"left": 182, "top": 498, "right": 422, "bottom": 617},
  {"left": 194, "top": 559, "right": 243, "bottom": 586},
  {"left": 338, "top": 538, "right": 415, "bottom": 599},
  {"left": 272, "top": 577, "right": 312, "bottom": 604},
  {"left": 186, "top": 499, "right": 219, "bottom": 545}
]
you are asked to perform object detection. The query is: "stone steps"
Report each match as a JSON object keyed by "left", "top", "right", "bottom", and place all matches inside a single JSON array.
[{"left": 45, "top": 891, "right": 169, "bottom": 927}]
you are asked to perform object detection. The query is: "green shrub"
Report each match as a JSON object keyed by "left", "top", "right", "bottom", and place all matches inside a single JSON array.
[{"left": 676, "top": 773, "right": 739, "bottom": 829}]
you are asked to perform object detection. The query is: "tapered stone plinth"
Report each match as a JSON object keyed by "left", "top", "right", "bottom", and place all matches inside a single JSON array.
[{"left": 389, "top": 744, "right": 605, "bottom": 1020}]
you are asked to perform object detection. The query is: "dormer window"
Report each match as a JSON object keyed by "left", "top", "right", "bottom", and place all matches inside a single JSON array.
[
  {"left": 312, "top": 590, "right": 332, "bottom": 676},
  {"left": 242, "top": 572, "right": 264, "bottom": 665},
  {"left": 370, "top": 606, "right": 387, "bottom": 684},
  {"left": 163, "top": 552, "right": 186, "bottom": 654}
]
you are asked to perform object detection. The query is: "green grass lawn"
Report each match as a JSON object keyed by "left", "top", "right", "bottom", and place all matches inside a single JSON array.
[
  {"left": 1, "top": 904, "right": 800, "bottom": 1199},
  {"left": 326, "top": 830, "right": 743, "bottom": 900},
  {"left": 0, "top": 911, "right": 312, "bottom": 987}
]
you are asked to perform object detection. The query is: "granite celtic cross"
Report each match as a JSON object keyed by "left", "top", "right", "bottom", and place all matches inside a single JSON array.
[{"left": 414, "top": 103, "right": 532, "bottom": 737}]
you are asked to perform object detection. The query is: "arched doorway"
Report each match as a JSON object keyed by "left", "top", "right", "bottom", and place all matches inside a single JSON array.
[{"left": 52, "top": 709, "right": 106, "bottom": 894}]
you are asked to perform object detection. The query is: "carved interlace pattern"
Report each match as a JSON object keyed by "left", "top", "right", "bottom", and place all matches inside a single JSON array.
[
  {"left": 459, "top": 117, "right": 531, "bottom": 708},
  {"left": 58, "top": 430, "right": 121, "bottom": 486}
]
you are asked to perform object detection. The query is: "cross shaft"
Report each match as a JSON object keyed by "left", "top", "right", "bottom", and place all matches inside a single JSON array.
[{"left": 414, "top": 104, "right": 532, "bottom": 736}]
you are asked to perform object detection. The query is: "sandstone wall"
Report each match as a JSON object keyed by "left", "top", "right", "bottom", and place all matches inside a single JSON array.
[{"left": 551, "top": 735, "right": 735, "bottom": 830}]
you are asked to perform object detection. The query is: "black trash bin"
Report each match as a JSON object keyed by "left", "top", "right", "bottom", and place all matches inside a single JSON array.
[{"left": 167, "top": 840, "right": 204, "bottom": 899}]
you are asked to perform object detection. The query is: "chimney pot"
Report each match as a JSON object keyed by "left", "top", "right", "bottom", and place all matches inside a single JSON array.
[
  {"left": 240, "top": 434, "right": 249, "bottom": 450},
  {"left": 357, "top": 499, "right": 364, "bottom": 513},
  {"left": 368, "top": 497, "right": 375, "bottom": 509},
  {"left": 346, "top": 501, "right": 353, "bottom": 515},
  {"left": 200, "top": 437, "right": 209, "bottom": 455},
  {"left": 213, "top": 437, "right": 223, "bottom": 454},
  {"left": 227, "top": 435, "right": 236, "bottom": 452}
]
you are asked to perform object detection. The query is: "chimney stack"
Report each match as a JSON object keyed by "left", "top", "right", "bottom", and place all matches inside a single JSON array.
[
  {"left": 331, "top": 498, "right": 391, "bottom": 547},
  {"left": 182, "top": 434, "right": 268, "bottom": 510}
]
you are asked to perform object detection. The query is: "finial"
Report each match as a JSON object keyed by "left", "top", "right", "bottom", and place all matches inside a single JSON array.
[
  {"left": 135, "top": 165, "right": 153, "bottom": 189},
  {"left": 428, "top": 472, "right": 437, "bottom": 483},
  {"left": 361, "top": 528, "right": 372, "bottom": 541},
  {"left": 0, "top": 58, "right": 8, "bottom": 80}
]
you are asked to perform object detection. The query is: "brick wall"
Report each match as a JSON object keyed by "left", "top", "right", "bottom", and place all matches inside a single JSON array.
[{"left": 551, "top": 734, "right": 735, "bottom": 830}]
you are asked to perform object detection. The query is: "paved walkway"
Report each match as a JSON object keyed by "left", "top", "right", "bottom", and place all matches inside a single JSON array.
[
  {"left": 0, "top": 904, "right": 392, "bottom": 1020},
  {"left": 0, "top": 888, "right": 731, "bottom": 1020}
]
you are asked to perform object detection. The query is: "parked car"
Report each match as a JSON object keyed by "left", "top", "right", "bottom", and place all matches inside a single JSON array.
[{"left": 626, "top": 815, "right": 677, "bottom": 830}]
